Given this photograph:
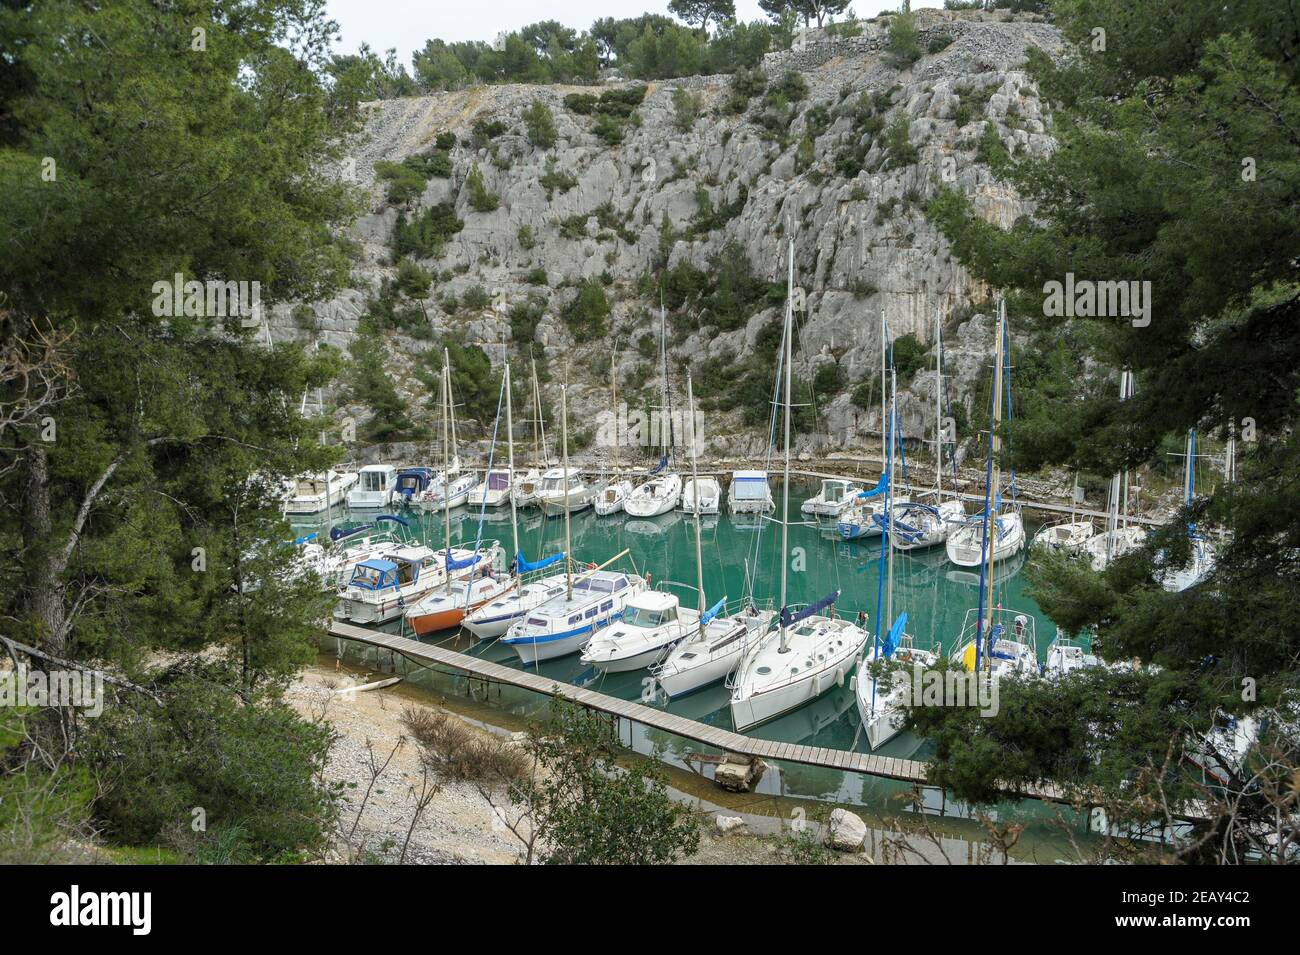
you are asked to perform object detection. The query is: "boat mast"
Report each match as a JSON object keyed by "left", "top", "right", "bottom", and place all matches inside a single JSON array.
[
  {"left": 880, "top": 308, "right": 887, "bottom": 477},
  {"left": 887, "top": 367, "right": 896, "bottom": 631},
  {"left": 779, "top": 238, "right": 794, "bottom": 655},
  {"left": 935, "top": 307, "right": 946, "bottom": 501},
  {"left": 610, "top": 348, "right": 619, "bottom": 480},
  {"left": 441, "top": 358, "right": 453, "bottom": 595},
  {"left": 983, "top": 299, "right": 1005, "bottom": 667},
  {"left": 660, "top": 291, "right": 672, "bottom": 464},
  {"left": 687, "top": 374, "right": 706, "bottom": 634},
  {"left": 505, "top": 361, "right": 519, "bottom": 568},
  {"left": 561, "top": 377, "right": 573, "bottom": 598},
  {"left": 1225, "top": 422, "right": 1236, "bottom": 485}
]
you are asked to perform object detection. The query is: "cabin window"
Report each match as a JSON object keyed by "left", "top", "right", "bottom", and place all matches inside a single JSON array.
[
  {"left": 568, "top": 615, "right": 581, "bottom": 626},
  {"left": 526, "top": 618, "right": 545, "bottom": 628},
  {"left": 600, "top": 600, "right": 613, "bottom": 612},
  {"left": 585, "top": 607, "right": 598, "bottom": 619}
]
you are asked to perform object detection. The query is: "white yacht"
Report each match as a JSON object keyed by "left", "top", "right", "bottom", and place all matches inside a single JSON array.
[
  {"left": 946, "top": 510, "right": 1026, "bottom": 566},
  {"left": 470, "top": 468, "right": 513, "bottom": 508},
  {"left": 1043, "top": 630, "right": 1100, "bottom": 678},
  {"left": 416, "top": 467, "right": 477, "bottom": 512},
  {"left": 284, "top": 469, "right": 358, "bottom": 514},
  {"left": 594, "top": 478, "right": 633, "bottom": 516},
  {"left": 1084, "top": 524, "right": 1147, "bottom": 571},
  {"left": 855, "top": 616, "right": 937, "bottom": 750},
  {"left": 333, "top": 545, "right": 441, "bottom": 625},
  {"left": 624, "top": 471, "right": 682, "bottom": 517},
  {"left": 950, "top": 607, "right": 1039, "bottom": 678},
  {"left": 1033, "top": 519, "right": 1096, "bottom": 555},
  {"left": 463, "top": 572, "right": 569, "bottom": 639},
  {"left": 727, "top": 470, "right": 774, "bottom": 514},
  {"left": 654, "top": 602, "right": 772, "bottom": 698},
  {"left": 680, "top": 476, "right": 721, "bottom": 515},
  {"left": 500, "top": 570, "right": 645, "bottom": 665},
  {"left": 878, "top": 498, "right": 966, "bottom": 550},
  {"left": 512, "top": 468, "right": 544, "bottom": 508},
  {"left": 580, "top": 590, "right": 699, "bottom": 673},
  {"left": 536, "top": 467, "right": 595, "bottom": 517},
  {"left": 347, "top": 464, "right": 397, "bottom": 509},
  {"left": 801, "top": 478, "right": 862, "bottom": 519}
]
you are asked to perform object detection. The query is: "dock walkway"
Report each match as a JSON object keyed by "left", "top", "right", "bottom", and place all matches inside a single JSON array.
[{"left": 328, "top": 621, "right": 1078, "bottom": 805}]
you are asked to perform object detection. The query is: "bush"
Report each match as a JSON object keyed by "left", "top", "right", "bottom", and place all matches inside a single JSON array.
[
  {"left": 526, "top": 267, "right": 548, "bottom": 285},
  {"left": 883, "top": 112, "right": 919, "bottom": 169},
  {"left": 88, "top": 677, "right": 336, "bottom": 862},
  {"left": 394, "top": 202, "right": 463, "bottom": 259},
  {"left": 465, "top": 163, "right": 499, "bottom": 212},
  {"left": 563, "top": 279, "right": 610, "bottom": 342},
  {"left": 886, "top": 9, "right": 923, "bottom": 67},
  {"left": 517, "top": 223, "right": 536, "bottom": 250},
  {"left": 731, "top": 65, "right": 767, "bottom": 100},
  {"left": 671, "top": 87, "right": 700, "bottom": 133},
  {"left": 539, "top": 159, "right": 577, "bottom": 198},
  {"left": 395, "top": 258, "right": 432, "bottom": 297},
  {"left": 592, "top": 113, "right": 624, "bottom": 145},
  {"left": 435, "top": 131, "right": 457, "bottom": 150},
  {"left": 523, "top": 100, "right": 557, "bottom": 149},
  {"left": 769, "top": 70, "right": 808, "bottom": 102}
]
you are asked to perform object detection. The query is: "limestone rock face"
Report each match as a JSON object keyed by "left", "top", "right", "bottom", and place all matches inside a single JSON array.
[{"left": 274, "top": 13, "right": 1062, "bottom": 463}]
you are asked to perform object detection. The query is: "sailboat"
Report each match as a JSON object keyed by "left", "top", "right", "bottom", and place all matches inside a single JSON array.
[
  {"left": 856, "top": 368, "right": 939, "bottom": 749},
  {"left": 728, "top": 239, "right": 869, "bottom": 732},
  {"left": 582, "top": 373, "right": 705, "bottom": 673},
  {"left": 625, "top": 300, "right": 683, "bottom": 517},
  {"left": 837, "top": 311, "right": 912, "bottom": 539},
  {"left": 946, "top": 300, "right": 1026, "bottom": 567},
  {"left": 416, "top": 356, "right": 477, "bottom": 512},
  {"left": 1158, "top": 428, "right": 1218, "bottom": 591},
  {"left": 1080, "top": 370, "right": 1146, "bottom": 571},
  {"left": 512, "top": 357, "right": 549, "bottom": 508},
  {"left": 501, "top": 382, "right": 645, "bottom": 664},
  {"left": 405, "top": 364, "right": 514, "bottom": 636},
  {"left": 949, "top": 297, "right": 1038, "bottom": 679},
  {"left": 463, "top": 360, "right": 571, "bottom": 639},
  {"left": 595, "top": 350, "right": 634, "bottom": 516},
  {"left": 1032, "top": 472, "right": 1095, "bottom": 554},
  {"left": 877, "top": 308, "right": 965, "bottom": 550}
]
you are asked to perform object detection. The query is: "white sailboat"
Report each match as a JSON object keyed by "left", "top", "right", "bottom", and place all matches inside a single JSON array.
[
  {"left": 728, "top": 239, "right": 869, "bottom": 732},
  {"left": 512, "top": 357, "right": 550, "bottom": 509},
  {"left": 946, "top": 300, "right": 1025, "bottom": 567},
  {"left": 680, "top": 476, "right": 721, "bottom": 515},
  {"left": 463, "top": 361, "right": 569, "bottom": 640},
  {"left": 625, "top": 301, "right": 682, "bottom": 517},
  {"left": 1159, "top": 428, "right": 1218, "bottom": 591},
  {"left": 949, "top": 296, "right": 1038, "bottom": 680},
  {"left": 1043, "top": 629, "right": 1099, "bottom": 678},
  {"left": 594, "top": 350, "right": 634, "bottom": 516},
  {"left": 856, "top": 368, "right": 939, "bottom": 749},
  {"left": 1083, "top": 370, "right": 1146, "bottom": 571},
  {"left": 501, "top": 382, "right": 643, "bottom": 664}
]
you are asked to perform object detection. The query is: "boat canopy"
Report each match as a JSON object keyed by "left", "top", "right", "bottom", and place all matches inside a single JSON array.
[
  {"left": 779, "top": 589, "right": 840, "bottom": 628},
  {"left": 731, "top": 474, "right": 771, "bottom": 500},
  {"left": 516, "top": 551, "right": 564, "bottom": 573},
  {"left": 349, "top": 559, "right": 400, "bottom": 590},
  {"left": 446, "top": 550, "right": 486, "bottom": 571}
]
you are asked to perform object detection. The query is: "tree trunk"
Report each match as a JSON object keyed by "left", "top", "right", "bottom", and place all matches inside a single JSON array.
[{"left": 20, "top": 443, "right": 67, "bottom": 655}]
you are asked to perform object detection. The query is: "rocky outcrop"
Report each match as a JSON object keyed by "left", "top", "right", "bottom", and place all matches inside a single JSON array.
[{"left": 275, "top": 13, "right": 1062, "bottom": 465}]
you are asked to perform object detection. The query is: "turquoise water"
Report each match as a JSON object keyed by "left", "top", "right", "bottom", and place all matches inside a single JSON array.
[{"left": 294, "top": 477, "right": 1055, "bottom": 759}]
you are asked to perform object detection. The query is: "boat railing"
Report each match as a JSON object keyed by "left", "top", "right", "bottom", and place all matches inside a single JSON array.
[{"left": 955, "top": 606, "right": 1038, "bottom": 657}]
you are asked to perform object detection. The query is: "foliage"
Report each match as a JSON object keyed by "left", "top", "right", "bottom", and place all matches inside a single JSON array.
[
  {"left": 394, "top": 203, "right": 464, "bottom": 259},
  {"left": 464, "top": 164, "right": 500, "bottom": 213},
  {"left": 671, "top": 87, "right": 701, "bottom": 133},
  {"left": 395, "top": 258, "right": 432, "bottom": 297},
  {"left": 513, "top": 699, "right": 700, "bottom": 865},
  {"left": 882, "top": 112, "right": 919, "bottom": 169},
  {"left": 87, "top": 672, "right": 337, "bottom": 862},
  {"left": 564, "top": 280, "right": 612, "bottom": 342},
  {"left": 885, "top": 8, "right": 923, "bottom": 67},
  {"left": 523, "top": 100, "right": 558, "bottom": 149}
]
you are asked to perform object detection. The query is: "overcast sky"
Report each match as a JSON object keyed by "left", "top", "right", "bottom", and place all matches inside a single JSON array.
[{"left": 324, "top": 1, "right": 944, "bottom": 70}]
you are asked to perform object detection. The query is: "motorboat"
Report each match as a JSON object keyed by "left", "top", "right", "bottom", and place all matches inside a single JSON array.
[
  {"left": 801, "top": 478, "right": 862, "bottom": 519},
  {"left": 347, "top": 464, "right": 397, "bottom": 509},
  {"left": 580, "top": 590, "right": 699, "bottom": 673},
  {"left": 283, "top": 470, "right": 358, "bottom": 514},
  {"left": 680, "top": 476, "right": 721, "bottom": 515},
  {"left": 727, "top": 470, "right": 774, "bottom": 514},
  {"left": 470, "top": 468, "right": 513, "bottom": 508},
  {"left": 536, "top": 467, "right": 595, "bottom": 517}
]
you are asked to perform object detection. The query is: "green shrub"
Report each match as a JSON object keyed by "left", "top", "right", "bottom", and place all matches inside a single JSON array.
[
  {"left": 526, "top": 266, "right": 548, "bottom": 285},
  {"left": 563, "top": 279, "right": 610, "bottom": 342},
  {"left": 886, "top": 9, "right": 922, "bottom": 66},
  {"left": 465, "top": 163, "right": 499, "bottom": 212},
  {"left": 539, "top": 159, "right": 577, "bottom": 198},
  {"left": 435, "top": 131, "right": 457, "bottom": 150},
  {"left": 883, "top": 112, "right": 919, "bottom": 169},
  {"left": 769, "top": 71, "right": 808, "bottom": 102},
  {"left": 395, "top": 258, "right": 432, "bottom": 297},
  {"left": 394, "top": 202, "right": 463, "bottom": 259},
  {"left": 509, "top": 295, "right": 545, "bottom": 342},
  {"left": 523, "top": 100, "right": 557, "bottom": 149},
  {"left": 460, "top": 284, "right": 491, "bottom": 311},
  {"left": 671, "top": 87, "right": 700, "bottom": 133},
  {"left": 593, "top": 113, "right": 624, "bottom": 145},
  {"left": 518, "top": 224, "right": 536, "bottom": 250}
]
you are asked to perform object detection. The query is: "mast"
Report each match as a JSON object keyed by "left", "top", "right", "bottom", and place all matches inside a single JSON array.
[
  {"left": 660, "top": 291, "right": 672, "bottom": 464},
  {"left": 887, "top": 367, "right": 896, "bottom": 631},
  {"left": 687, "top": 374, "right": 706, "bottom": 633},
  {"left": 880, "top": 308, "right": 887, "bottom": 477},
  {"left": 561, "top": 377, "right": 573, "bottom": 598},
  {"left": 1225, "top": 422, "right": 1236, "bottom": 485},
  {"left": 610, "top": 348, "right": 619, "bottom": 479},
  {"left": 441, "top": 359, "right": 453, "bottom": 595},
  {"left": 505, "top": 361, "right": 519, "bottom": 568},
  {"left": 779, "top": 238, "right": 794, "bottom": 655},
  {"left": 934, "top": 307, "right": 943, "bottom": 497},
  {"left": 982, "top": 299, "right": 1005, "bottom": 667}
]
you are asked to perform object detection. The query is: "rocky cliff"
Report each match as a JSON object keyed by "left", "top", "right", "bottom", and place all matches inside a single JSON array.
[{"left": 273, "top": 9, "right": 1063, "bottom": 471}]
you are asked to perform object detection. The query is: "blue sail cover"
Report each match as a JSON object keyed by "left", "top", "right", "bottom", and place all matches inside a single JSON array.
[
  {"left": 292, "top": 532, "right": 318, "bottom": 546},
  {"left": 699, "top": 597, "right": 726, "bottom": 626},
  {"left": 516, "top": 551, "right": 564, "bottom": 573},
  {"left": 649, "top": 454, "right": 669, "bottom": 475},
  {"left": 376, "top": 514, "right": 410, "bottom": 526},
  {"left": 780, "top": 590, "right": 840, "bottom": 628},
  {"left": 856, "top": 474, "right": 887, "bottom": 499},
  {"left": 881, "top": 612, "right": 908, "bottom": 659},
  {"left": 446, "top": 550, "right": 486, "bottom": 571},
  {"left": 330, "top": 522, "right": 373, "bottom": 542}
]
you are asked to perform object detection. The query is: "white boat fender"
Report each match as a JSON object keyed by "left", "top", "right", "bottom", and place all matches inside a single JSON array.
[
  {"left": 812, "top": 672, "right": 821, "bottom": 696},
  {"left": 835, "top": 665, "right": 844, "bottom": 688},
  {"left": 849, "top": 674, "right": 858, "bottom": 693}
]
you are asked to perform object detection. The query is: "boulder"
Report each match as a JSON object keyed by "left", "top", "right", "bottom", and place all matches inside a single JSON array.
[
  {"left": 713, "top": 753, "right": 765, "bottom": 792},
  {"left": 715, "top": 814, "right": 746, "bottom": 834},
  {"left": 823, "top": 807, "right": 868, "bottom": 851}
]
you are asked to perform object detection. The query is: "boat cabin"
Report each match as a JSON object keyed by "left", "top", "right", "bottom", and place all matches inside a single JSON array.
[
  {"left": 621, "top": 592, "right": 680, "bottom": 628},
  {"left": 394, "top": 467, "right": 435, "bottom": 500}
]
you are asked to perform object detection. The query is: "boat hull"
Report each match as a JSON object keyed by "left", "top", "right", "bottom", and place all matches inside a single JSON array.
[{"left": 730, "top": 660, "right": 856, "bottom": 732}]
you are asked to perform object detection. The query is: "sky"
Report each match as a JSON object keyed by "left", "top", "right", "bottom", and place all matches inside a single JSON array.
[{"left": 324, "top": 1, "right": 945, "bottom": 71}]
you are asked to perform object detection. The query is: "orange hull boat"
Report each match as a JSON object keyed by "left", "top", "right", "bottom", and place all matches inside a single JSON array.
[{"left": 407, "top": 577, "right": 517, "bottom": 636}]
